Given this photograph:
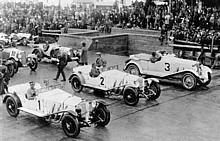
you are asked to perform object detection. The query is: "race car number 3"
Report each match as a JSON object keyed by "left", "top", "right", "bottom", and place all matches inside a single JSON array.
[{"left": 165, "top": 63, "right": 170, "bottom": 71}]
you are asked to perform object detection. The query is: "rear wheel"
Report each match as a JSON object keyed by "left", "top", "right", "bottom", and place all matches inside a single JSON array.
[
  {"left": 6, "top": 97, "right": 20, "bottom": 117},
  {"left": 94, "top": 105, "right": 110, "bottom": 127},
  {"left": 123, "top": 87, "right": 139, "bottom": 106},
  {"left": 29, "top": 59, "right": 38, "bottom": 71},
  {"left": 33, "top": 50, "right": 42, "bottom": 62},
  {"left": 71, "top": 76, "right": 83, "bottom": 92},
  {"left": 62, "top": 114, "right": 80, "bottom": 138},
  {"left": 125, "top": 64, "right": 140, "bottom": 76},
  {"left": 147, "top": 82, "right": 161, "bottom": 100},
  {"left": 182, "top": 73, "right": 197, "bottom": 90}
]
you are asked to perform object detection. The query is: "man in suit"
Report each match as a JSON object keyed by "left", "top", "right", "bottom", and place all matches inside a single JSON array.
[{"left": 54, "top": 51, "right": 67, "bottom": 81}]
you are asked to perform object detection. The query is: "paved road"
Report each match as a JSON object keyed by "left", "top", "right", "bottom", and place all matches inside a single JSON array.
[{"left": 1, "top": 46, "right": 220, "bottom": 141}]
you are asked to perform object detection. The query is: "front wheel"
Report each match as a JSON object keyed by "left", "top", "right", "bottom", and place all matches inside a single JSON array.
[
  {"left": 146, "top": 82, "right": 161, "bottom": 100},
  {"left": 125, "top": 64, "right": 140, "bottom": 76},
  {"left": 182, "top": 73, "right": 197, "bottom": 90},
  {"left": 6, "top": 97, "right": 20, "bottom": 117},
  {"left": 94, "top": 105, "right": 110, "bottom": 127},
  {"left": 71, "top": 76, "right": 83, "bottom": 92},
  {"left": 123, "top": 87, "right": 139, "bottom": 106},
  {"left": 7, "top": 64, "right": 15, "bottom": 77},
  {"left": 33, "top": 50, "right": 42, "bottom": 62},
  {"left": 62, "top": 114, "right": 80, "bottom": 138},
  {"left": 29, "top": 59, "right": 38, "bottom": 71}
]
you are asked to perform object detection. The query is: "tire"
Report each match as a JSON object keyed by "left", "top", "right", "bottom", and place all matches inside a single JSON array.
[
  {"left": 6, "top": 97, "right": 20, "bottom": 117},
  {"left": 95, "top": 105, "right": 110, "bottom": 127},
  {"left": 71, "top": 76, "right": 83, "bottom": 92},
  {"left": 13, "top": 61, "right": 19, "bottom": 73},
  {"left": 182, "top": 73, "right": 197, "bottom": 90},
  {"left": 29, "top": 59, "right": 38, "bottom": 71},
  {"left": 125, "top": 64, "right": 140, "bottom": 76},
  {"left": 33, "top": 50, "right": 42, "bottom": 62},
  {"left": 62, "top": 114, "right": 80, "bottom": 138},
  {"left": 123, "top": 87, "right": 139, "bottom": 106},
  {"left": 7, "top": 64, "right": 15, "bottom": 77},
  {"left": 147, "top": 82, "right": 161, "bottom": 100}
]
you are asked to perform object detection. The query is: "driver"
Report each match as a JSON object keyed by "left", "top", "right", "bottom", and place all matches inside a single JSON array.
[
  {"left": 90, "top": 63, "right": 100, "bottom": 78},
  {"left": 95, "top": 52, "right": 107, "bottom": 71},
  {"left": 43, "top": 41, "right": 50, "bottom": 52},
  {"left": 26, "top": 81, "right": 37, "bottom": 100},
  {"left": 150, "top": 51, "right": 162, "bottom": 63}
]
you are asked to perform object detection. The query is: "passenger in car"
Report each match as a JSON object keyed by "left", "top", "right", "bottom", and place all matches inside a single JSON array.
[
  {"left": 26, "top": 81, "right": 37, "bottom": 100},
  {"left": 150, "top": 51, "right": 162, "bottom": 63},
  {"left": 90, "top": 63, "right": 100, "bottom": 78}
]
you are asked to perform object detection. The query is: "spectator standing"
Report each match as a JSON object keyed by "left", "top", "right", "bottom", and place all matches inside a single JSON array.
[
  {"left": 79, "top": 42, "right": 88, "bottom": 65},
  {"left": 54, "top": 51, "right": 67, "bottom": 81}
]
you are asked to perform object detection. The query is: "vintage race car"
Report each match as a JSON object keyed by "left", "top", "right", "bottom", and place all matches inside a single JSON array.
[
  {"left": 0, "top": 33, "right": 10, "bottom": 46},
  {"left": 3, "top": 82, "right": 110, "bottom": 138},
  {"left": 2, "top": 47, "right": 38, "bottom": 76},
  {"left": 69, "top": 65, "right": 161, "bottom": 106},
  {"left": 32, "top": 43, "right": 80, "bottom": 63},
  {"left": 9, "top": 33, "right": 39, "bottom": 46},
  {"left": 124, "top": 52, "right": 212, "bottom": 90}
]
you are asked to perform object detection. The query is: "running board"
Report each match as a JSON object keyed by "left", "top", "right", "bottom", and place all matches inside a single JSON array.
[{"left": 18, "top": 107, "right": 47, "bottom": 117}]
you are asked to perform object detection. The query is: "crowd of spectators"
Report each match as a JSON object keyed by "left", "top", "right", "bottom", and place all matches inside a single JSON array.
[{"left": 1, "top": 1, "right": 220, "bottom": 38}]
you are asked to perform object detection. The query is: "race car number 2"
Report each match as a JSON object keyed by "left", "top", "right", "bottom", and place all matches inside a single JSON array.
[
  {"left": 165, "top": 63, "right": 170, "bottom": 71},
  {"left": 100, "top": 77, "right": 104, "bottom": 85}
]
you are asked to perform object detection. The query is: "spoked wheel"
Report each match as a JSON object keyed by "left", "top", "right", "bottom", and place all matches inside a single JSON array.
[
  {"left": 146, "top": 82, "right": 161, "bottom": 100},
  {"left": 29, "top": 59, "right": 38, "bottom": 71},
  {"left": 33, "top": 50, "right": 42, "bottom": 62},
  {"left": 7, "top": 64, "right": 15, "bottom": 77},
  {"left": 62, "top": 114, "right": 80, "bottom": 138},
  {"left": 125, "top": 64, "right": 140, "bottom": 76},
  {"left": 71, "top": 76, "right": 83, "bottom": 92},
  {"left": 123, "top": 87, "right": 139, "bottom": 106},
  {"left": 6, "top": 97, "right": 20, "bottom": 117},
  {"left": 182, "top": 73, "right": 197, "bottom": 90},
  {"left": 94, "top": 105, "right": 110, "bottom": 127}
]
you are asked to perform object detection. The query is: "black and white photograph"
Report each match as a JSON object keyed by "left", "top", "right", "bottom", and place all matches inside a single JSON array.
[{"left": 1, "top": 0, "right": 220, "bottom": 140}]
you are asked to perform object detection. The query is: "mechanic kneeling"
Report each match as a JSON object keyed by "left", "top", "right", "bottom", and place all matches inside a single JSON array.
[{"left": 26, "top": 81, "right": 37, "bottom": 100}]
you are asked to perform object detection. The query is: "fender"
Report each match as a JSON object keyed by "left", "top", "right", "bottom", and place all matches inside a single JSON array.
[
  {"left": 63, "top": 110, "right": 78, "bottom": 117},
  {"left": 124, "top": 60, "right": 144, "bottom": 74},
  {"left": 123, "top": 85, "right": 138, "bottom": 96},
  {"left": 27, "top": 53, "right": 37, "bottom": 59},
  {"left": 145, "top": 78, "right": 159, "bottom": 85},
  {"left": 32, "top": 48, "right": 43, "bottom": 57},
  {"left": 68, "top": 72, "right": 86, "bottom": 85},
  {"left": 94, "top": 99, "right": 109, "bottom": 106},
  {"left": 3, "top": 92, "right": 22, "bottom": 108}
]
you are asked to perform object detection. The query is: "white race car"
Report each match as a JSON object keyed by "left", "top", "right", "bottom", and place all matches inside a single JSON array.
[
  {"left": 32, "top": 43, "right": 80, "bottom": 63},
  {"left": 69, "top": 65, "right": 161, "bottom": 106},
  {"left": 9, "top": 33, "right": 39, "bottom": 46},
  {"left": 0, "top": 33, "right": 10, "bottom": 46},
  {"left": 3, "top": 82, "right": 110, "bottom": 138},
  {"left": 124, "top": 52, "right": 212, "bottom": 90}
]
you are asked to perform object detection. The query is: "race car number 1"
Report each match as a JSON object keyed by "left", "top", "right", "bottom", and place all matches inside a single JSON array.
[{"left": 165, "top": 63, "right": 170, "bottom": 71}]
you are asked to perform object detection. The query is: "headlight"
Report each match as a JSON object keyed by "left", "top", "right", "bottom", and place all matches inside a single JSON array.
[
  {"left": 91, "top": 100, "right": 97, "bottom": 108},
  {"left": 18, "top": 54, "right": 22, "bottom": 59},
  {"left": 27, "top": 57, "right": 31, "bottom": 61}
]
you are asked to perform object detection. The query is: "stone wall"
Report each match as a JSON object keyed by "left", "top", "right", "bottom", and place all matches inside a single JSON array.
[
  {"left": 128, "top": 34, "right": 172, "bottom": 54},
  {"left": 112, "top": 27, "right": 161, "bottom": 36},
  {"left": 89, "top": 34, "right": 128, "bottom": 55}
]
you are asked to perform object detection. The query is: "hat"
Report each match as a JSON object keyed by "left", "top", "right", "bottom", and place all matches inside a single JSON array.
[
  {"left": 96, "top": 52, "right": 101, "bottom": 55},
  {"left": 29, "top": 81, "right": 35, "bottom": 85}
]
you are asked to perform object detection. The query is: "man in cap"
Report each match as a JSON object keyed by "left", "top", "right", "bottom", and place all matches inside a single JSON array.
[
  {"left": 26, "top": 81, "right": 37, "bottom": 100},
  {"left": 54, "top": 51, "right": 67, "bottom": 81},
  {"left": 95, "top": 52, "right": 107, "bottom": 71}
]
